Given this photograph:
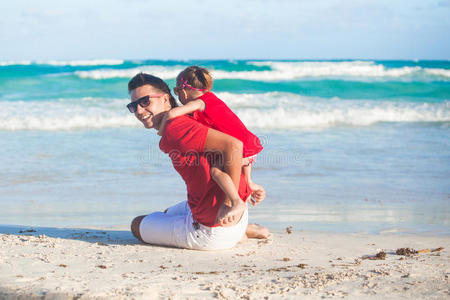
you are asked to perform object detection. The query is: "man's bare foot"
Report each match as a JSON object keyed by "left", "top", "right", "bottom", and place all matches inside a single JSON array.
[
  {"left": 238, "top": 233, "right": 249, "bottom": 244},
  {"left": 246, "top": 223, "right": 271, "bottom": 239},
  {"left": 216, "top": 201, "right": 246, "bottom": 227}
]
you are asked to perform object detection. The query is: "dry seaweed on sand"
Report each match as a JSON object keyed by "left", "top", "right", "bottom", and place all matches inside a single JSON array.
[
  {"left": 362, "top": 251, "right": 386, "bottom": 260},
  {"left": 396, "top": 247, "right": 444, "bottom": 256},
  {"left": 193, "top": 271, "right": 220, "bottom": 275},
  {"left": 431, "top": 247, "right": 444, "bottom": 252},
  {"left": 267, "top": 264, "right": 308, "bottom": 272},
  {"left": 416, "top": 247, "right": 444, "bottom": 254},
  {"left": 396, "top": 248, "right": 417, "bottom": 255}
]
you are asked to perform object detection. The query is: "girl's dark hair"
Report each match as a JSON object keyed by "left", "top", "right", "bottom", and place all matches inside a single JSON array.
[
  {"left": 128, "top": 73, "right": 178, "bottom": 108},
  {"left": 176, "top": 66, "right": 213, "bottom": 90}
]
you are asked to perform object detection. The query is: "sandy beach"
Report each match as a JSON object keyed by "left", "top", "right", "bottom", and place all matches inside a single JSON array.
[
  {"left": 0, "top": 225, "right": 448, "bottom": 299},
  {"left": 1, "top": 0, "right": 449, "bottom": 297},
  {"left": 1, "top": 59, "right": 449, "bottom": 299}
]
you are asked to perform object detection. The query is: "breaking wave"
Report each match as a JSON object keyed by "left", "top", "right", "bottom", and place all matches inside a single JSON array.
[
  {"left": 0, "top": 93, "right": 448, "bottom": 131},
  {"left": 72, "top": 61, "right": 450, "bottom": 81},
  {"left": 0, "top": 59, "right": 124, "bottom": 67},
  {"left": 74, "top": 66, "right": 181, "bottom": 80}
]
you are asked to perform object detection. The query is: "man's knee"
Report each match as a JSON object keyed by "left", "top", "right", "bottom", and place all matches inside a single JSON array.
[{"left": 131, "top": 215, "right": 146, "bottom": 242}]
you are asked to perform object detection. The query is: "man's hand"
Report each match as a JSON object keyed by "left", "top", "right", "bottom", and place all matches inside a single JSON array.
[{"left": 249, "top": 182, "right": 265, "bottom": 206}]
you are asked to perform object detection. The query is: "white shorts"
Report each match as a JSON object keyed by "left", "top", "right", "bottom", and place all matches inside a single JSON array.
[{"left": 139, "top": 201, "right": 248, "bottom": 250}]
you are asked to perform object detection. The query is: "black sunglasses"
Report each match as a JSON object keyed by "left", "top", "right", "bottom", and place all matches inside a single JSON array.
[{"left": 127, "top": 94, "right": 163, "bottom": 113}]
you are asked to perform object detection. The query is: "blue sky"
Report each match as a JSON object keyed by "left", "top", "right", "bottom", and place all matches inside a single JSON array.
[{"left": 1, "top": 0, "right": 449, "bottom": 60}]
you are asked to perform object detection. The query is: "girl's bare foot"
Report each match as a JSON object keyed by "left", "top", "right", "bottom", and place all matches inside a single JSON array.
[
  {"left": 246, "top": 223, "right": 271, "bottom": 239},
  {"left": 216, "top": 201, "right": 247, "bottom": 227}
]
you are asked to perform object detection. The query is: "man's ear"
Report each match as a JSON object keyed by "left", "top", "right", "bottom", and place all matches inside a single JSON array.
[{"left": 162, "top": 94, "right": 170, "bottom": 105}]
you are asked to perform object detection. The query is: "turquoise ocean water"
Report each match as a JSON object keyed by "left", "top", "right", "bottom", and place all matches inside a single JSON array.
[{"left": 0, "top": 59, "right": 449, "bottom": 234}]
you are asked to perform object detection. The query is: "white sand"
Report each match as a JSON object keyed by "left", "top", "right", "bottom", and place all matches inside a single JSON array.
[{"left": 0, "top": 225, "right": 448, "bottom": 299}]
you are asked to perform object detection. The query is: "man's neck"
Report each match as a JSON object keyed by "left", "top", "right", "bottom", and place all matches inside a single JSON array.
[{"left": 152, "top": 111, "right": 167, "bottom": 131}]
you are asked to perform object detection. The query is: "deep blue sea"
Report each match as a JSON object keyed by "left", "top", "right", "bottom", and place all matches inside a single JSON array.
[{"left": 0, "top": 59, "right": 449, "bottom": 234}]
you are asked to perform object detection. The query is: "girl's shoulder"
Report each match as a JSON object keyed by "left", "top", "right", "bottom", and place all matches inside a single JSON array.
[{"left": 199, "top": 92, "right": 227, "bottom": 106}]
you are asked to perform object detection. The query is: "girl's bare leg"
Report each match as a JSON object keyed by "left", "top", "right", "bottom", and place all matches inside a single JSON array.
[
  {"left": 211, "top": 166, "right": 247, "bottom": 226},
  {"left": 210, "top": 166, "right": 241, "bottom": 201}
]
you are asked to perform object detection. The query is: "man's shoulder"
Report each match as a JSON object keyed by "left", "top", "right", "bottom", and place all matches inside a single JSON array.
[
  {"left": 160, "top": 115, "right": 209, "bottom": 152},
  {"left": 164, "top": 115, "right": 202, "bottom": 133}
]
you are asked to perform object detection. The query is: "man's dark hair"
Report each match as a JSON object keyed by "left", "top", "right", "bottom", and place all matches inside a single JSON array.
[{"left": 128, "top": 73, "right": 178, "bottom": 108}]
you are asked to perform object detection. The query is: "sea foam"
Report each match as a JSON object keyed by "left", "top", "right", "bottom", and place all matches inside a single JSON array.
[
  {"left": 0, "top": 59, "right": 124, "bottom": 67},
  {"left": 74, "top": 66, "right": 182, "bottom": 79},
  {"left": 0, "top": 94, "right": 448, "bottom": 131},
  {"left": 72, "top": 61, "right": 449, "bottom": 81},
  {"left": 39, "top": 59, "right": 124, "bottom": 66},
  {"left": 424, "top": 68, "right": 450, "bottom": 78},
  {"left": 0, "top": 98, "right": 140, "bottom": 131},
  {"left": 244, "top": 61, "right": 421, "bottom": 79},
  {"left": 0, "top": 60, "right": 32, "bottom": 66},
  {"left": 217, "top": 92, "right": 450, "bottom": 129}
]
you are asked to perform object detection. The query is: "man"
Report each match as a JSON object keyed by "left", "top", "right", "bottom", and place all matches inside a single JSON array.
[{"left": 127, "top": 73, "right": 269, "bottom": 250}]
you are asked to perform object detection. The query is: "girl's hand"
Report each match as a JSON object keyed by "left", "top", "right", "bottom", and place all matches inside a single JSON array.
[{"left": 249, "top": 182, "right": 265, "bottom": 206}]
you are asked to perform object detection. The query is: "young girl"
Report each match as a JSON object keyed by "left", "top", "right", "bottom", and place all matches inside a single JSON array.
[{"left": 159, "top": 66, "right": 265, "bottom": 226}]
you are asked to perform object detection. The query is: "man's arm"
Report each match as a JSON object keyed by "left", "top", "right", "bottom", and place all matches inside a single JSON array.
[
  {"left": 204, "top": 128, "right": 242, "bottom": 197},
  {"left": 204, "top": 128, "right": 245, "bottom": 226}
]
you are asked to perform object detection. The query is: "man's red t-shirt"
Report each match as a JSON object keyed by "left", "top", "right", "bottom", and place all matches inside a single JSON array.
[
  {"left": 159, "top": 115, "right": 251, "bottom": 227},
  {"left": 193, "top": 92, "right": 263, "bottom": 157}
]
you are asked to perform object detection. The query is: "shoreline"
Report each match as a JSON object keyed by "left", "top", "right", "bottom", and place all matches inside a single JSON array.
[
  {"left": 0, "top": 225, "right": 448, "bottom": 299},
  {"left": 2, "top": 222, "right": 449, "bottom": 237}
]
